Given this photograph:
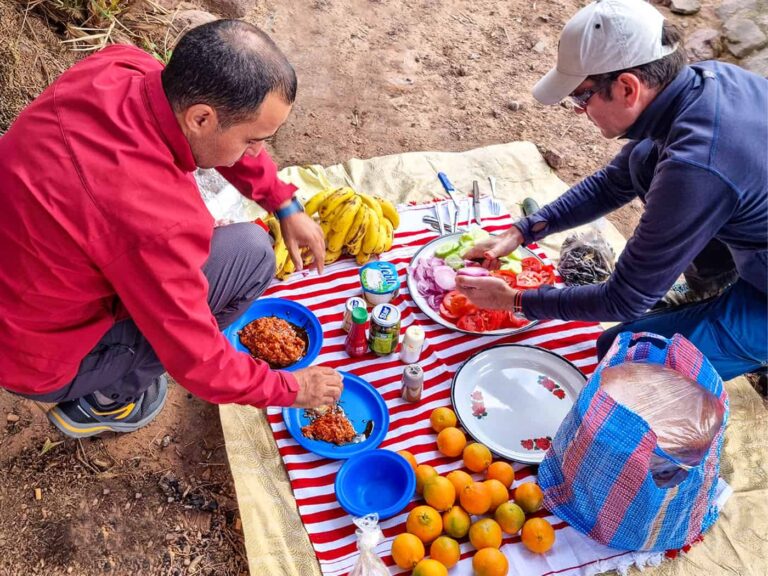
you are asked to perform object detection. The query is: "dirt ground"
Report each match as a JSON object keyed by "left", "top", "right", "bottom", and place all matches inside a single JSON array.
[{"left": 0, "top": 0, "right": 730, "bottom": 574}]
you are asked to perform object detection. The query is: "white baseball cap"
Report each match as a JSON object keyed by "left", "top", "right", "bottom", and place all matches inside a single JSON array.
[{"left": 533, "top": 0, "right": 677, "bottom": 105}]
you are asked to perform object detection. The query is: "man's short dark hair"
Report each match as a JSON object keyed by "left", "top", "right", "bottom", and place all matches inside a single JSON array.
[
  {"left": 588, "top": 23, "right": 687, "bottom": 99},
  {"left": 162, "top": 19, "right": 297, "bottom": 128}
]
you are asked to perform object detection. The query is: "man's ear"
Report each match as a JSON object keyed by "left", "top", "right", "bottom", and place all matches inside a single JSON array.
[
  {"left": 180, "top": 104, "right": 219, "bottom": 136},
  {"left": 616, "top": 73, "right": 643, "bottom": 108}
]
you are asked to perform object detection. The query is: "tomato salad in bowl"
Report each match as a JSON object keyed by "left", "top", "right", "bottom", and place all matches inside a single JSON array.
[{"left": 406, "top": 228, "right": 556, "bottom": 335}]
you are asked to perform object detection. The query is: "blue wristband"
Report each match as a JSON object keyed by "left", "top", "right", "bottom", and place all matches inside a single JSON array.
[{"left": 274, "top": 197, "right": 304, "bottom": 220}]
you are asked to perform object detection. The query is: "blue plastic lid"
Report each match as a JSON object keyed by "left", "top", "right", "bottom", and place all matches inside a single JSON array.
[{"left": 334, "top": 449, "right": 416, "bottom": 519}]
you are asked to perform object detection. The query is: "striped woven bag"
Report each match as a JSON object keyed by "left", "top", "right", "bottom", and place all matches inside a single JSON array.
[{"left": 538, "top": 331, "right": 729, "bottom": 551}]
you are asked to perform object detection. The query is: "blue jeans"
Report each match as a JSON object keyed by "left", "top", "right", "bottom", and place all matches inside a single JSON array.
[{"left": 597, "top": 279, "right": 768, "bottom": 381}]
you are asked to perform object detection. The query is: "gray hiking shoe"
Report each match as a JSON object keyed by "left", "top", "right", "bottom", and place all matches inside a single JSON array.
[{"left": 48, "top": 375, "right": 168, "bottom": 438}]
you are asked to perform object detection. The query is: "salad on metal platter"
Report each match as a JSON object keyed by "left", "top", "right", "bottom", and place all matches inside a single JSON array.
[{"left": 409, "top": 228, "right": 556, "bottom": 332}]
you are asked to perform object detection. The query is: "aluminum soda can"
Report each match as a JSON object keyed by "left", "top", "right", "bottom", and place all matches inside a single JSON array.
[
  {"left": 401, "top": 364, "right": 424, "bottom": 403},
  {"left": 368, "top": 303, "right": 401, "bottom": 356},
  {"left": 342, "top": 296, "right": 367, "bottom": 333}
]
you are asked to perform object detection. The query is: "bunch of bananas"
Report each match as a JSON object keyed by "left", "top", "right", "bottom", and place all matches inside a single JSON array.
[
  {"left": 306, "top": 187, "right": 400, "bottom": 266},
  {"left": 266, "top": 187, "right": 400, "bottom": 279}
]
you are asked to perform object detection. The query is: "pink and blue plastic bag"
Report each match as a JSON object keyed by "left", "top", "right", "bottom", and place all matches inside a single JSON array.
[{"left": 538, "top": 332, "right": 729, "bottom": 551}]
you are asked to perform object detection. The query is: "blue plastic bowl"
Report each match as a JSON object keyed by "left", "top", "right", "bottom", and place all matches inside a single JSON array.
[
  {"left": 335, "top": 449, "right": 416, "bottom": 519},
  {"left": 222, "top": 298, "right": 323, "bottom": 371}
]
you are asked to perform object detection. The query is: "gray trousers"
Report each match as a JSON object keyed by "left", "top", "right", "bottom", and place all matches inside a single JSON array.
[{"left": 22, "top": 223, "right": 275, "bottom": 404}]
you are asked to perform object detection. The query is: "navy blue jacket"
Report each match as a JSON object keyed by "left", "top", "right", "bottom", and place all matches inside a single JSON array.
[{"left": 518, "top": 62, "right": 768, "bottom": 322}]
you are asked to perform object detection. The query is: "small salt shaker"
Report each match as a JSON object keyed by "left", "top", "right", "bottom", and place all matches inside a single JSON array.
[{"left": 399, "top": 325, "right": 425, "bottom": 364}]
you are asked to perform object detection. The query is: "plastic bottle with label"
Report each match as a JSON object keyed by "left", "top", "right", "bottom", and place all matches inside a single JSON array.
[{"left": 345, "top": 307, "right": 369, "bottom": 358}]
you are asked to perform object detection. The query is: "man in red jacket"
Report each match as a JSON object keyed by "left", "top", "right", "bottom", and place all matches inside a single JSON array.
[{"left": 0, "top": 20, "right": 343, "bottom": 438}]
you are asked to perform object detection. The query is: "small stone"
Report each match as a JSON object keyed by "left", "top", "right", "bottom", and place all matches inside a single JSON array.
[
  {"left": 102, "top": 488, "right": 110, "bottom": 496},
  {"left": 724, "top": 17, "right": 768, "bottom": 59},
  {"left": 542, "top": 148, "right": 565, "bottom": 170},
  {"left": 134, "top": 493, "right": 142, "bottom": 500},
  {"left": 538, "top": 14, "right": 550, "bottom": 22},
  {"left": 685, "top": 28, "right": 722, "bottom": 61},
  {"left": 6, "top": 413, "right": 19, "bottom": 423},
  {"left": 161, "top": 435, "right": 171, "bottom": 448},
  {"left": 560, "top": 99, "right": 574, "bottom": 110},
  {"left": 183, "top": 558, "right": 191, "bottom": 567},
  {"left": 716, "top": 0, "right": 757, "bottom": 22},
  {"left": 670, "top": 0, "right": 700, "bottom": 15},
  {"left": 532, "top": 40, "right": 547, "bottom": 54}
]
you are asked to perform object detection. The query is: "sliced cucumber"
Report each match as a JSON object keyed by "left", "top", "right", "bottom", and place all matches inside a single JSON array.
[
  {"left": 434, "top": 241, "right": 459, "bottom": 258},
  {"left": 444, "top": 254, "right": 465, "bottom": 270},
  {"left": 500, "top": 260, "right": 523, "bottom": 274}
]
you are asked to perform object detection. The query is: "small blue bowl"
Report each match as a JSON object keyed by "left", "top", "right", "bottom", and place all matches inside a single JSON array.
[
  {"left": 335, "top": 449, "right": 416, "bottom": 519},
  {"left": 223, "top": 298, "right": 323, "bottom": 371}
]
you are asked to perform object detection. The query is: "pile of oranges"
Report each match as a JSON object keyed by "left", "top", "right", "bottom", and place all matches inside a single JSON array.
[{"left": 390, "top": 407, "right": 555, "bottom": 576}]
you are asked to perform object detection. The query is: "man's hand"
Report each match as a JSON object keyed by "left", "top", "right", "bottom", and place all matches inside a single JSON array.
[
  {"left": 463, "top": 225, "right": 525, "bottom": 269},
  {"left": 455, "top": 275, "right": 520, "bottom": 310},
  {"left": 279, "top": 211, "right": 326, "bottom": 274},
  {"left": 290, "top": 366, "right": 344, "bottom": 408}
]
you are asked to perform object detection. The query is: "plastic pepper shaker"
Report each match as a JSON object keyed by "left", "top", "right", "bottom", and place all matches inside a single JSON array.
[
  {"left": 401, "top": 364, "right": 424, "bottom": 403},
  {"left": 345, "top": 307, "right": 369, "bottom": 358}
]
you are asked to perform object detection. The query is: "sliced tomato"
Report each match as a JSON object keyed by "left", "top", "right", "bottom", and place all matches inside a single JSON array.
[
  {"left": 456, "top": 312, "right": 487, "bottom": 332},
  {"left": 521, "top": 257, "right": 543, "bottom": 272},
  {"left": 477, "top": 309, "right": 505, "bottom": 331},
  {"left": 490, "top": 269, "right": 518, "bottom": 288},
  {"left": 439, "top": 302, "right": 460, "bottom": 321},
  {"left": 501, "top": 311, "right": 531, "bottom": 328},
  {"left": 515, "top": 270, "right": 543, "bottom": 289},
  {"left": 538, "top": 267, "right": 557, "bottom": 285},
  {"left": 443, "top": 290, "right": 476, "bottom": 317}
]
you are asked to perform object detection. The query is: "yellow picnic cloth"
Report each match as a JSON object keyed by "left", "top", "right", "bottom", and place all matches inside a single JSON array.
[{"left": 215, "top": 142, "right": 768, "bottom": 576}]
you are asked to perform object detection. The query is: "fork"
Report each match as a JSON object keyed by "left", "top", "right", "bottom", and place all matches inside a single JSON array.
[{"left": 487, "top": 176, "right": 503, "bottom": 215}]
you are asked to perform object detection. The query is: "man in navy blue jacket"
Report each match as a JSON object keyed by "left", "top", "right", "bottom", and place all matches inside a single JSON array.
[{"left": 457, "top": 0, "right": 767, "bottom": 381}]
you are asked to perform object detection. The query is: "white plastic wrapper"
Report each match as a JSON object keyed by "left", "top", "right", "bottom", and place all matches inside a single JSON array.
[
  {"left": 349, "top": 514, "right": 389, "bottom": 576},
  {"left": 600, "top": 362, "right": 725, "bottom": 488}
]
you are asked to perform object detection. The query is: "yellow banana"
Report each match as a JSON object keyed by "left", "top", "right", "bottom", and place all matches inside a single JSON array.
[
  {"left": 265, "top": 215, "right": 282, "bottom": 242},
  {"left": 361, "top": 209, "right": 380, "bottom": 254},
  {"left": 320, "top": 220, "right": 332, "bottom": 239},
  {"left": 375, "top": 196, "right": 400, "bottom": 229},
  {"left": 381, "top": 218, "right": 394, "bottom": 252},
  {"left": 356, "top": 251, "right": 372, "bottom": 265},
  {"left": 273, "top": 239, "right": 289, "bottom": 275},
  {"left": 327, "top": 197, "right": 362, "bottom": 252},
  {"left": 318, "top": 187, "right": 355, "bottom": 220},
  {"left": 277, "top": 257, "right": 295, "bottom": 280},
  {"left": 303, "top": 188, "right": 335, "bottom": 216},
  {"left": 324, "top": 249, "right": 342, "bottom": 264},
  {"left": 374, "top": 220, "right": 387, "bottom": 253},
  {"left": 359, "top": 192, "right": 383, "bottom": 219},
  {"left": 344, "top": 209, "right": 369, "bottom": 256}
]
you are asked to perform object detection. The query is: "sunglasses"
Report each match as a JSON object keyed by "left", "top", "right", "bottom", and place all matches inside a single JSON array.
[{"left": 569, "top": 86, "right": 601, "bottom": 110}]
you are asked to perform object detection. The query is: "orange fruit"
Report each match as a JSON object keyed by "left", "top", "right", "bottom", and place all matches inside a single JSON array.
[
  {"left": 429, "top": 535, "right": 461, "bottom": 568},
  {"left": 494, "top": 501, "right": 525, "bottom": 535},
  {"left": 397, "top": 450, "right": 418, "bottom": 472},
  {"left": 469, "top": 518, "right": 503, "bottom": 549},
  {"left": 484, "top": 479, "right": 509, "bottom": 512},
  {"left": 459, "top": 481, "right": 492, "bottom": 515},
  {"left": 415, "top": 464, "right": 438, "bottom": 495},
  {"left": 521, "top": 517, "right": 555, "bottom": 554},
  {"left": 430, "top": 407, "right": 457, "bottom": 432},
  {"left": 442, "top": 505, "right": 471, "bottom": 539},
  {"left": 463, "top": 442, "right": 493, "bottom": 473},
  {"left": 412, "top": 558, "right": 448, "bottom": 576},
  {"left": 437, "top": 426, "right": 467, "bottom": 457},
  {"left": 486, "top": 461, "right": 515, "bottom": 488},
  {"left": 406, "top": 505, "right": 443, "bottom": 544},
  {"left": 472, "top": 547, "right": 509, "bottom": 576},
  {"left": 514, "top": 482, "right": 544, "bottom": 514},
  {"left": 423, "top": 475, "right": 456, "bottom": 512},
  {"left": 390, "top": 532, "right": 425, "bottom": 569},
  {"left": 446, "top": 469, "right": 473, "bottom": 495}
]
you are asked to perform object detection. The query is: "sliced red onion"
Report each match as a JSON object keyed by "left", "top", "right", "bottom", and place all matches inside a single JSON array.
[{"left": 433, "top": 266, "right": 457, "bottom": 291}]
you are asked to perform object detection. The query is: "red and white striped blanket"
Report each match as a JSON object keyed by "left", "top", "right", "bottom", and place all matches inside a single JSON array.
[{"left": 262, "top": 201, "right": 690, "bottom": 576}]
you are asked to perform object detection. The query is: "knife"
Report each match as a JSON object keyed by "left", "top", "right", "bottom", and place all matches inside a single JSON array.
[
  {"left": 472, "top": 180, "right": 482, "bottom": 226},
  {"left": 437, "top": 172, "right": 460, "bottom": 232}
]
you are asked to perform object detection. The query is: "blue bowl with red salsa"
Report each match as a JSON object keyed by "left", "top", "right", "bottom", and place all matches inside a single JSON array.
[{"left": 223, "top": 298, "right": 323, "bottom": 371}]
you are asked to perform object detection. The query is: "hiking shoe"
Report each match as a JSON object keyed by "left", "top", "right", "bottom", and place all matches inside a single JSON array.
[{"left": 47, "top": 375, "right": 168, "bottom": 438}]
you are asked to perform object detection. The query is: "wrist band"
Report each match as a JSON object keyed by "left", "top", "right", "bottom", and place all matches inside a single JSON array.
[
  {"left": 512, "top": 291, "right": 524, "bottom": 313},
  {"left": 275, "top": 197, "right": 304, "bottom": 220}
]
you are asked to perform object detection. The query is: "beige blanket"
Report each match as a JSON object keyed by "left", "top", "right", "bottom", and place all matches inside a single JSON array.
[{"left": 217, "top": 142, "right": 768, "bottom": 576}]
